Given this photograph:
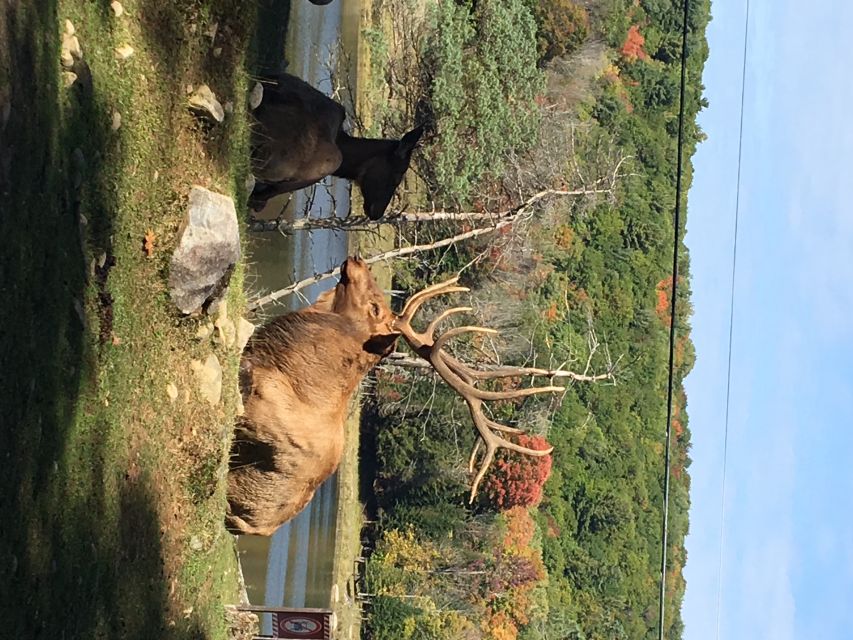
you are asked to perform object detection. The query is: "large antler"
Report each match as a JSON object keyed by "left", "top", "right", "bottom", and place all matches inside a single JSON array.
[{"left": 393, "top": 277, "right": 564, "bottom": 503}]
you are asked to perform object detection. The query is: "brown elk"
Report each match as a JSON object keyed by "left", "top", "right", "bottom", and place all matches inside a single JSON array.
[
  {"left": 250, "top": 73, "right": 423, "bottom": 220},
  {"left": 226, "top": 258, "right": 560, "bottom": 536}
]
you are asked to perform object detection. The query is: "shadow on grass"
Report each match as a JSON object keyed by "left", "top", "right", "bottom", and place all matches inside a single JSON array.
[{"left": 0, "top": 3, "right": 201, "bottom": 638}]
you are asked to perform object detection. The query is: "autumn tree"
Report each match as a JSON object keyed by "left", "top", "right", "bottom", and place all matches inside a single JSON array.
[{"left": 481, "top": 434, "right": 553, "bottom": 510}]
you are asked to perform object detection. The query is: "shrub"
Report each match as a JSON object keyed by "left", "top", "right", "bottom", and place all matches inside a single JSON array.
[
  {"left": 481, "top": 434, "right": 553, "bottom": 510},
  {"left": 422, "top": 0, "right": 544, "bottom": 204},
  {"left": 530, "top": 0, "right": 590, "bottom": 63}
]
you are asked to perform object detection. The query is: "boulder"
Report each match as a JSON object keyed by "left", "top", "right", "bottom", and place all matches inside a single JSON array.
[{"left": 169, "top": 186, "right": 240, "bottom": 314}]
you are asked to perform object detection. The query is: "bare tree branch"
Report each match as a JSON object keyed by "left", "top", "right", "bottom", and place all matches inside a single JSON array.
[
  {"left": 247, "top": 189, "right": 583, "bottom": 310},
  {"left": 246, "top": 187, "right": 609, "bottom": 234}
]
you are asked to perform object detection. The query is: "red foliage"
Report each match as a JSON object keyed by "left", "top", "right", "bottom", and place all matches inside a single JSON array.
[
  {"left": 621, "top": 25, "right": 648, "bottom": 61},
  {"left": 482, "top": 435, "right": 553, "bottom": 510}
]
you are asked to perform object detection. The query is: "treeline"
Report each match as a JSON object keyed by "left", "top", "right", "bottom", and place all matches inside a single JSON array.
[{"left": 360, "top": 1, "right": 709, "bottom": 638}]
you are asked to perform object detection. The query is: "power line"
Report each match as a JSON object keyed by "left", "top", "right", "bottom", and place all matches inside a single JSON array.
[
  {"left": 715, "top": 1, "right": 751, "bottom": 638},
  {"left": 657, "top": 0, "right": 691, "bottom": 637}
]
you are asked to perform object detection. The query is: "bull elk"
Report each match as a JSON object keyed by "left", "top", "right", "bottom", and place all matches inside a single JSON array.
[
  {"left": 250, "top": 73, "right": 423, "bottom": 219},
  {"left": 226, "top": 258, "right": 560, "bottom": 536}
]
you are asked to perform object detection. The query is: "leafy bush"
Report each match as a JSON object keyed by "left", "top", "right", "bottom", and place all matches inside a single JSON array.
[
  {"left": 481, "top": 435, "right": 553, "bottom": 510},
  {"left": 422, "top": 0, "right": 544, "bottom": 203},
  {"left": 530, "top": 0, "right": 590, "bottom": 63}
]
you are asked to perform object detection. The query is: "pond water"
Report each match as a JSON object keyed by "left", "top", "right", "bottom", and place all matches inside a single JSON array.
[{"left": 237, "top": 0, "right": 362, "bottom": 632}]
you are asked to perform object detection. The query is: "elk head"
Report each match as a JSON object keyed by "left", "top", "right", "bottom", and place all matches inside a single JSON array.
[
  {"left": 354, "top": 126, "right": 424, "bottom": 220},
  {"left": 392, "top": 277, "right": 563, "bottom": 502}
]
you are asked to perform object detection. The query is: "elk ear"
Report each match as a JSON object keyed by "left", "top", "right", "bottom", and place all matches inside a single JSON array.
[{"left": 395, "top": 126, "right": 424, "bottom": 159}]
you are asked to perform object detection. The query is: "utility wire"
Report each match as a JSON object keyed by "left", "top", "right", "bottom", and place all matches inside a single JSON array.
[
  {"left": 657, "top": 0, "right": 691, "bottom": 638},
  {"left": 715, "top": 1, "right": 751, "bottom": 638}
]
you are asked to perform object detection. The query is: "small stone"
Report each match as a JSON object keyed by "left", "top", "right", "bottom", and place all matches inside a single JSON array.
[
  {"left": 111, "top": 110, "right": 122, "bottom": 131},
  {"left": 244, "top": 174, "right": 256, "bottom": 194},
  {"left": 166, "top": 383, "right": 179, "bottom": 401},
  {"left": 236, "top": 317, "right": 255, "bottom": 352},
  {"left": 60, "top": 49, "right": 74, "bottom": 70},
  {"left": 97, "top": 252, "right": 107, "bottom": 269},
  {"left": 110, "top": 1, "right": 124, "bottom": 17},
  {"left": 189, "top": 537, "right": 203, "bottom": 551},
  {"left": 114, "top": 44, "right": 134, "bottom": 60},
  {"left": 249, "top": 82, "right": 263, "bottom": 110},
  {"left": 191, "top": 354, "right": 222, "bottom": 406},
  {"left": 62, "top": 71, "right": 78, "bottom": 88},
  {"left": 212, "top": 46, "right": 223, "bottom": 58},
  {"left": 63, "top": 34, "right": 82, "bottom": 60},
  {"left": 195, "top": 322, "right": 214, "bottom": 340},
  {"left": 65, "top": 19, "right": 75, "bottom": 36},
  {"left": 213, "top": 308, "right": 237, "bottom": 347},
  {"left": 153, "top": 170, "right": 159, "bottom": 181},
  {"left": 188, "top": 84, "right": 224, "bottom": 123}
]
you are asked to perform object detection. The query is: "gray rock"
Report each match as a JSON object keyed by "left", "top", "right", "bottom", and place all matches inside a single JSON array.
[
  {"left": 169, "top": 186, "right": 241, "bottom": 314},
  {"left": 248, "top": 82, "right": 263, "bottom": 110},
  {"left": 188, "top": 84, "right": 224, "bottom": 123}
]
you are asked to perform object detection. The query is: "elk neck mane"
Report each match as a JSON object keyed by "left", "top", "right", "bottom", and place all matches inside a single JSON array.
[{"left": 242, "top": 310, "right": 385, "bottom": 403}]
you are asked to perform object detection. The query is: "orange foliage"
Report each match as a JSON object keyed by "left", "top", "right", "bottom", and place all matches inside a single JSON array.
[
  {"left": 542, "top": 302, "right": 559, "bottom": 322},
  {"left": 484, "top": 611, "right": 518, "bottom": 640},
  {"left": 555, "top": 224, "right": 574, "bottom": 249},
  {"left": 621, "top": 25, "right": 648, "bottom": 61},
  {"left": 501, "top": 507, "right": 536, "bottom": 552},
  {"left": 482, "top": 435, "right": 553, "bottom": 510}
]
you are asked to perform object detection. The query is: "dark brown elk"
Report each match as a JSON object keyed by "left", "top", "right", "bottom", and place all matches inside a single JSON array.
[
  {"left": 226, "top": 261, "right": 560, "bottom": 536},
  {"left": 250, "top": 73, "right": 423, "bottom": 220}
]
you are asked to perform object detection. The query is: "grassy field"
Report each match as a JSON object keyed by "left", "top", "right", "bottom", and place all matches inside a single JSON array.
[{"left": 0, "top": 1, "right": 256, "bottom": 637}]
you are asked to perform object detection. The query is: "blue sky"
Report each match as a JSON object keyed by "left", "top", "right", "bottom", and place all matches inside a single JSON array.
[{"left": 682, "top": 1, "right": 853, "bottom": 639}]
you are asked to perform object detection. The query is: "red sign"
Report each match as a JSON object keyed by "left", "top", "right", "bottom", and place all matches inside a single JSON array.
[{"left": 272, "top": 611, "right": 331, "bottom": 639}]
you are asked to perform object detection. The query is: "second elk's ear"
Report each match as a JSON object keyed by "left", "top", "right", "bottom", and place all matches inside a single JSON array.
[{"left": 395, "top": 125, "right": 425, "bottom": 160}]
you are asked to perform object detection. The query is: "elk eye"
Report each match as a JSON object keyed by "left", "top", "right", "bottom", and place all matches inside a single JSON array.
[{"left": 371, "top": 302, "right": 381, "bottom": 317}]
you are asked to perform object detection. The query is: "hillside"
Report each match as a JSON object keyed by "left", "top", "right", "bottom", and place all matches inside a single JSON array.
[{"left": 358, "top": 1, "right": 710, "bottom": 638}]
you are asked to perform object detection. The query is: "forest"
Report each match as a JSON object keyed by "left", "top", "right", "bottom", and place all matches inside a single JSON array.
[{"left": 357, "top": 0, "right": 710, "bottom": 638}]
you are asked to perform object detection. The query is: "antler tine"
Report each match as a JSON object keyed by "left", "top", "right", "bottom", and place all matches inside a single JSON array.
[
  {"left": 432, "top": 328, "right": 565, "bottom": 401},
  {"left": 425, "top": 307, "right": 473, "bottom": 343},
  {"left": 395, "top": 280, "right": 561, "bottom": 505},
  {"left": 398, "top": 276, "right": 467, "bottom": 320},
  {"left": 463, "top": 398, "right": 553, "bottom": 503}
]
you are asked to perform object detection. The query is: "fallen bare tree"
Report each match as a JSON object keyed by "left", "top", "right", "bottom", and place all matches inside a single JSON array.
[{"left": 248, "top": 188, "right": 607, "bottom": 310}]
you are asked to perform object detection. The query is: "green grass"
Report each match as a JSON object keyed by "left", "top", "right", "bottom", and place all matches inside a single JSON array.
[{"left": 0, "top": 0, "right": 255, "bottom": 637}]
